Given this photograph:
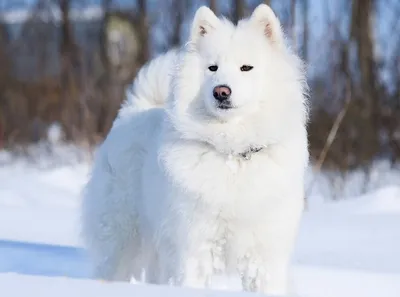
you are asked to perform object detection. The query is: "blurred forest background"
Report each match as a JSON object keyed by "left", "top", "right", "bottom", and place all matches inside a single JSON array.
[{"left": 0, "top": 0, "right": 399, "bottom": 173}]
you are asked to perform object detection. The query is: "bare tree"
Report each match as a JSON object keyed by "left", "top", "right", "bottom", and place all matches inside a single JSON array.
[
  {"left": 350, "top": 0, "right": 378, "bottom": 113},
  {"left": 170, "top": 0, "right": 189, "bottom": 47},
  {"left": 59, "top": 0, "right": 82, "bottom": 140},
  {"left": 302, "top": 0, "right": 308, "bottom": 62},
  {"left": 210, "top": 0, "right": 218, "bottom": 14},
  {"left": 290, "top": 0, "right": 297, "bottom": 49},
  {"left": 137, "top": 0, "right": 149, "bottom": 64},
  {"left": 232, "top": 0, "right": 245, "bottom": 24},
  {"left": 350, "top": 0, "right": 380, "bottom": 164}
]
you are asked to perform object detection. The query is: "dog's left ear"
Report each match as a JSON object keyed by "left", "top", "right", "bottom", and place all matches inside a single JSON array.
[{"left": 250, "top": 4, "right": 284, "bottom": 47}]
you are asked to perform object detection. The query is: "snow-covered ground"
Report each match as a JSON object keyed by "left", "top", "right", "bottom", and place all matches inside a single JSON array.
[{"left": 0, "top": 146, "right": 399, "bottom": 297}]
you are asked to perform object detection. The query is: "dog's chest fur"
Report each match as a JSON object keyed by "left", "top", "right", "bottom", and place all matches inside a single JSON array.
[{"left": 159, "top": 139, "right": 296, "bottom": 221}]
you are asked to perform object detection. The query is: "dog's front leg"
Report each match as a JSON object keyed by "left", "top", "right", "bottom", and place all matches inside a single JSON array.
[
  {"left": 233, "top": 228, "right": 294, "bottom": 295},
  {"left": 237, "top": 253, "right": 290, "bottom": 295},
  {"left": 157, "top": 218, "right": 219, "bottom": 289},
  {"left": 177, "top": 242, "right": 215, "bottom": 288}
]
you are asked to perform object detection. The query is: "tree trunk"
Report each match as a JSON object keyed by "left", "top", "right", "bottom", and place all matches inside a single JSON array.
[
  {"left": 137, "top": 0, "right": 149, "bottom": 64},
  {"left": 232, "top": 0, "right": 245, "bottom": 24},
  {"left": 59, "top": 0, "right": 80, "bottom": 140},
  {"left": 302, "top": 0, "right": 308, "bottom": 62},
  {"left": 102, "top": 0, "right": 112, "bottom": 10},
  {"left": 170, "top": 0, "right": 184, "bottom": 47},
  {"left": 349, "top": 0, "right": 380, "bottom": 165},
  {"left": 350, "top": 0, "right": 377, "bottom": 113},
  {"left": 290, "top": 0, "right": 297, "bottom": 49},
  {"left": 209, "top": 0, "right": 217, "bottom": 14}
]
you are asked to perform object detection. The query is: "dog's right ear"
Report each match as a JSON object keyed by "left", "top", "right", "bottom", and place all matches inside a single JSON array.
[{"left": 190, "top": 6, "right": 219, "bottom": 43}]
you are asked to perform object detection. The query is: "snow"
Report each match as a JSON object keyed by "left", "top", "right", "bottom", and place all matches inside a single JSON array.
[
  {"left": 0, "top": 147, "right": 89, "bottom": 247},
  {"left": 0, "top": 146, "right": 400, "bottom": 297},
  {"left": 0, "top": 274, "right": 256, "bottom": 297}
]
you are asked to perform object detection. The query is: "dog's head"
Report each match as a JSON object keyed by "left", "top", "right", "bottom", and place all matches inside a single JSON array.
[{"left": 189, "top": 4, "right": 291, "bottom": 119}]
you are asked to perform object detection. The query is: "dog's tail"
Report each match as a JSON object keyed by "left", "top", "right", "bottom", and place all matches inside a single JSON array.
[{"left": 118, "top": 49, "right": 179, "bottom": 118}]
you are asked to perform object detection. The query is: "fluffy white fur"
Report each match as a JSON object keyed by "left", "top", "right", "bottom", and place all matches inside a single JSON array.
[{"left": 81, "top": 4, "right": 309, "bottom": 296}]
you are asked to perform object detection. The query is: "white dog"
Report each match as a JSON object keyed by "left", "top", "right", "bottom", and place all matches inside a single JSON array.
[{"left": 81, "top": 4, "right": 309, "bottom": 296}]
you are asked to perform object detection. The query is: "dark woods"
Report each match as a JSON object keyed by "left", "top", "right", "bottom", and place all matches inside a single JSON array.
[
  {"left": 0, "top": 0, "right": 399, "bottom": 171},
  {"left": 0, "top": 0, "right": 147, "bottom": 147}
]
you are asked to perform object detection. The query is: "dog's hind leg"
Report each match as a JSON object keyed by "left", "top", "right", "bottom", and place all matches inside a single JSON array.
[{"left": 89, "top": 234, "right": 141, "bottom": 282}]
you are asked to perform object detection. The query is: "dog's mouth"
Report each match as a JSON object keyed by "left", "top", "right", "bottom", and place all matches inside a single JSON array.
[{"left": 216, "top": 102, "right": 235, "bottom": 110}]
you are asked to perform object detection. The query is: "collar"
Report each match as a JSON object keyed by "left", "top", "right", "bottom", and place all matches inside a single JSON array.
[
  {"left": 198, "top": 137, "right": 266, "bottom": 161},
  {"left": 237, "top": 146, "right": 264, "bottom": 160}
]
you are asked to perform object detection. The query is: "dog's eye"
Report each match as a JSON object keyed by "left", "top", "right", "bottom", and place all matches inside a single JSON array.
[
  {"left": 240, "top": 65, "right": 253, "bottom": 72},
  {"left": 208, "top": 65, "right": 218, "bottom": 72}
]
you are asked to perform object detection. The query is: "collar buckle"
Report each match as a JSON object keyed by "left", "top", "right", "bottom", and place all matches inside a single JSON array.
[{"left": 238, "top": 147, "right": 263, "bottom": 160}]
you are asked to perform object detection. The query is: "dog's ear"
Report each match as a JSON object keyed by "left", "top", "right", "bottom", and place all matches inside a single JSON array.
[
  {"left": 190, "top": 6, "right": 220, "bottom": 43},
  {"left": 250, "top": 4, "right": 284, "bottom": 47}
]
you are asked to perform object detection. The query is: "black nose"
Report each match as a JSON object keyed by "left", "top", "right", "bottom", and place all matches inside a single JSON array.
[{"left": 213, "top": 85, "right": 231, "bottom": 102}]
